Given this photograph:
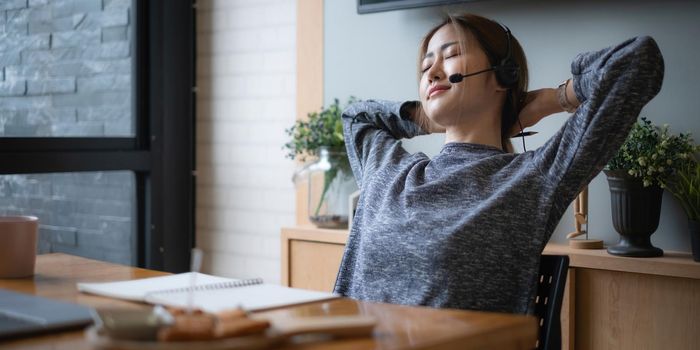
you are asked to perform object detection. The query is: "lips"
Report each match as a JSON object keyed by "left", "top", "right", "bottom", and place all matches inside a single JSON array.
[{"left": 428, "top": 85, "right": 450, "bottom": 99}]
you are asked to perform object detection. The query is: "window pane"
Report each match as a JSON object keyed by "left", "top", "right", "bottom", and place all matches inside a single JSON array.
[
  {"left": 0, "top": 171, "right": 135, "bottom": 265},
  {"left": 0, "top": 0, "right": 134, "bottom": 137}
]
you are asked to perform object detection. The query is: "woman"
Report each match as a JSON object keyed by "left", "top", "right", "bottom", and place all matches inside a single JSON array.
[{"left": 333, "top": 13, "right": 664, "bottom": 314}]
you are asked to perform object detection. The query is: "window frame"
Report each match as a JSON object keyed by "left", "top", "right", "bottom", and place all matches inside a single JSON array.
[{"left": 0, "top": 0, "right": 196, "bottom": 273}]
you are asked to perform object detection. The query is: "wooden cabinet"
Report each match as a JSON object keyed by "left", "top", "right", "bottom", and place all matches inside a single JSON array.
[
  {"left": 281, "top": 226, "right": 347, "bottom": 292},
  {"left": 281, "top": 226, "right": 700, "bottom": 350},
  {"left": 547, "top": 246, "right": 700, "bottom": 349}
]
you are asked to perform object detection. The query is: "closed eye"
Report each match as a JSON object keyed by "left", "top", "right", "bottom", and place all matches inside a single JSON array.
[
  {"left": 421, "top": 49, "right": 459, "bottom": 74},
  {"left": 420, "top": 41, "right": 460, "bottom": 74},
  {"left": 445, "top": 51, "right": 461, "bottom": 59}
]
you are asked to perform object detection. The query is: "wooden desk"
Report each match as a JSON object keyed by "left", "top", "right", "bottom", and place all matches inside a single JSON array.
[{"left": 0, "top": 253, "right": 537, "bottom": 350}]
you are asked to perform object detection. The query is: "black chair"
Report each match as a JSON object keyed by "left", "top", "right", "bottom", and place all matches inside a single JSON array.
[{"left": 534, "top": 255, "right": 569, "bottom": 350}]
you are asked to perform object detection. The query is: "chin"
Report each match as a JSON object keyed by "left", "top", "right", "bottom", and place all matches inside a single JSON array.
[{"left": 425, "top": 94, "right": 458, "bottom": 115}]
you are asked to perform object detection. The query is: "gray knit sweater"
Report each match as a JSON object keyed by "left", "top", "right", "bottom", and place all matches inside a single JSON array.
[{"left": 333, "top": 37, "right": 664, "bottom": 314}]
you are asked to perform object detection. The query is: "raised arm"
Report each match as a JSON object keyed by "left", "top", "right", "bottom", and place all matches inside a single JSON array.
[
  {"left": 508, "top": 81, "right": 581, "bottom": 137},
  {"left": 532, "top": 36, "right": 665, "bottom": 195},
  {"left": 342, "top": 100, "right": 429, "bottom": 189}
]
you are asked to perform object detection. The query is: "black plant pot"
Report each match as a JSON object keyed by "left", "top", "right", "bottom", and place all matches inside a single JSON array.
[
  {"left": 689, "top": 220, "right": 700, "bottom": 262},
  {"left": 604, "top": 170, "right": 664, "bottom": 257}
]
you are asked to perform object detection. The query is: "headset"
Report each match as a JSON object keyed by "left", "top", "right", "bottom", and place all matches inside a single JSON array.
[
  {"left": 492, "top": 23, "right": 520, "bottom": 88},
  {"left": 447, "top": 19, "right": 531, "bottom": 151},
  {"left": 448, "top": 20, "right": 520, "bottom": 88}
]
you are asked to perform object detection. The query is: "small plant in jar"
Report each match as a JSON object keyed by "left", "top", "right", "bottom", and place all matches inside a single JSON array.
[{"left": 284, "top": 98, "right": 357, "bottom": 229}]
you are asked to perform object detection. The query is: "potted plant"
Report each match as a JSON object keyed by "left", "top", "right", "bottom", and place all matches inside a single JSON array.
[
  {"left": 284, "top": 98, "right": 357, "bottom": 229},
  {"left": 604, "top": 117, "right": 697, "bottom": 257},
  {"left": 665, "top": 157, "right": 700, "bottom": 261}
]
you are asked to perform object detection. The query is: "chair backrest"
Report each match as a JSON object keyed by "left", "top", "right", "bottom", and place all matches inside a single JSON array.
[{"left": 534, "top": 255, "right": 569, "bottom": 350}]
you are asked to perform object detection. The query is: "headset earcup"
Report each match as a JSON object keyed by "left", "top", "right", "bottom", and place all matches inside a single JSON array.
[{"left": 495, "top": 59, "right": 519, "bottom": 88}]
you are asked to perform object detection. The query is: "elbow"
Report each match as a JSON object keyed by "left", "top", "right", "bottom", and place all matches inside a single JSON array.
[
  {"left": 608, "top": 36, "right": 666, "bottom": 98},
  {"left": 341, "top": 101, "right": 367, "bottom": 121},
  {"left": 632, "top": 36, "right": 665, "bottom": 98}
]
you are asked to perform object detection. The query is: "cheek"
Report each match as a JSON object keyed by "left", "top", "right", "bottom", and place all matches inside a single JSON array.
[
  {"left": 444, "top": 58, "right": 465, "bottom": 77},
  {"left": 418, "top": 77, "right": 429, "bottom": 101}
]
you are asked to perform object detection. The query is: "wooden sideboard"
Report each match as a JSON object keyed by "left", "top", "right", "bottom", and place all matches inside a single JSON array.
[{"left": 281, "top": 226, "right": 700, "bottom": 350}]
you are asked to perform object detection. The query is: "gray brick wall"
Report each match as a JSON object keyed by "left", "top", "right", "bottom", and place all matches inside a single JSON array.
[
  {"left": 0, "top": 172, "right": 135, "bottom": 264},
  {"left": 0, "top": 0, "right": 135, "bottom": 265},
  {"left": 0, "top": 0, "right": 132, "bottom": 137}
]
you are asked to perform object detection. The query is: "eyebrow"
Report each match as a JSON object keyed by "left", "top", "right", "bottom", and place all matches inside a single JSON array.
[{"left": 422, "top": 41, "right": 460, "bottom": 60}]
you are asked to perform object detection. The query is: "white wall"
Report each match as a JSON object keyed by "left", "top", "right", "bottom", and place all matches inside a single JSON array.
[
  {"left": 196, "top": 0, "right": 296, "bottom": 283},
  {"left": 325, "top": 0, "right": 700, "bottom": 252}
]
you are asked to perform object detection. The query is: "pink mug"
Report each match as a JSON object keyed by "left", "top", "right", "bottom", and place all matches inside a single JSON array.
[{"left": 0, "top": 216, "right": 39, "bottom": 278}]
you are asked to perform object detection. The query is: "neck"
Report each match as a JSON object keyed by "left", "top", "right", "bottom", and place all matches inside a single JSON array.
[{"left": 444, "top": 111, "right": 503, "bottom": 150}]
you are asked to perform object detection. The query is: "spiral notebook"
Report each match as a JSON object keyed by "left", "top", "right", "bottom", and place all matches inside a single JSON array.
[{"left": 77, "top": 272, "right": 338, "bottom": 313}]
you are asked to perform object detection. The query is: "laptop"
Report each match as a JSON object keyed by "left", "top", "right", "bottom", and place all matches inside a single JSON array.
[{"left": 0, "top": 288, "right": 93, "bottom": 339}]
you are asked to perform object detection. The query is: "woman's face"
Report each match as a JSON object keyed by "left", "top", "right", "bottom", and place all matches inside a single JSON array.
[{"left": 419, "top": 24, "right": 500, "bottom": 127}]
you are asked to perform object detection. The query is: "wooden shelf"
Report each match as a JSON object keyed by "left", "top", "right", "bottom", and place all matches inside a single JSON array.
[
  {"left": 544, "top": 243, "right": 699, "bottom": 280},
  {"left": 282, "top": 226, "right": 350, "bottom": 244},
  {"left": 281, "top": 227, "right": 700, "bottom": 280}
]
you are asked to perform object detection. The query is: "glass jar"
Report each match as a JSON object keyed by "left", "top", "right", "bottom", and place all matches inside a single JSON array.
[{"left": 293, "top": 147, "right": 357, "bottom": 229}]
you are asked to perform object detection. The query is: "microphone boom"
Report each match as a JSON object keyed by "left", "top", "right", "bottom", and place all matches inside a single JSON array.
[{"left": 448, "top": 67, "right": 497, "bottom": 84}]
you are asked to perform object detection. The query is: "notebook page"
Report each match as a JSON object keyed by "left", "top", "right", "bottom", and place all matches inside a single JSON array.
[
  {"left": 144, "top": 284, "right": 339, "bottom": 312},
  {"left": 77, "top": 272, "right": 235, "bottom": 301}
]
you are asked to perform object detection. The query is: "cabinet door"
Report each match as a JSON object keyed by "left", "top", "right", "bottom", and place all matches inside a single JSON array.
[{"left": 288, "top": 240, "right": 345, "bottom": 292}]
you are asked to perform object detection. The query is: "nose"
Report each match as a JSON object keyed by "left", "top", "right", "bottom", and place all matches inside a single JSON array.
[{"left": 426, "top": 62, "right": 444, "bottom": 84}]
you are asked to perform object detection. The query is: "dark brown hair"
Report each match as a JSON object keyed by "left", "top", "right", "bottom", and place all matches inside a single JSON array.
[{"left": 417, "top": 13, "right": 529, "bottom": 152}]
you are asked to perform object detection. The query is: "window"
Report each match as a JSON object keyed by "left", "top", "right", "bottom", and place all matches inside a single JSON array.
[
  {"left": 0, "top": 0, "right": 195, "bottom": 272},
  {"left": 0, "top": 172, "right": 135, "bottom": 264}
]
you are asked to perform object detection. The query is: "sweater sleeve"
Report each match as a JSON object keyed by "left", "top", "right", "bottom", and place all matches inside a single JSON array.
[
  {"left": 342, "top": 99, "right": 426, "bottom": 189},
  {"left": 532, "top": 36, "right": 665, "bottom": 198}
]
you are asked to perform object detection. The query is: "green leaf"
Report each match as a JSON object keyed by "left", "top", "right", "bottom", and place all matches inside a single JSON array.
[
  {"left": 283, "top": 97, "right": 358, "bottom": 160},
  {"left": 607, "top": 117, "right": 698, "bottom": 189}
]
